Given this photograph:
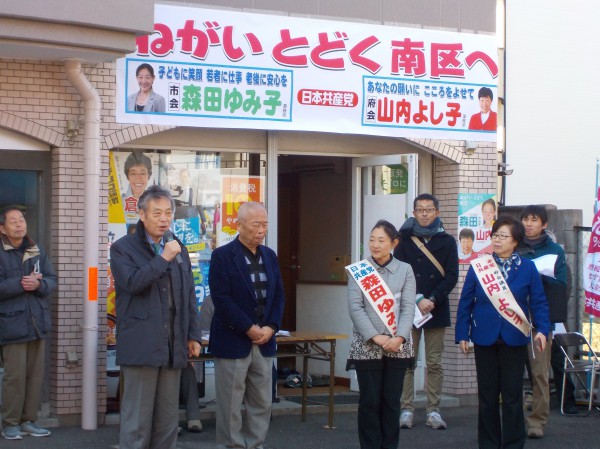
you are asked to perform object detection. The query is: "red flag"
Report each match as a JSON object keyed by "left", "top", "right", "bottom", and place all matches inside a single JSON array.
[{"left": 584, "top": 209, "right": 600, "bottom": 317}]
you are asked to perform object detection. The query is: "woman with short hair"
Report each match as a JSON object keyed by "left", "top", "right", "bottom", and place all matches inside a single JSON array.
[{"left": 456, "top": 215, "right": 550, "bottom": 449}]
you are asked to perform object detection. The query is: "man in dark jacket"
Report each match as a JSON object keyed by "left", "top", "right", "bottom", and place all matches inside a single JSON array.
[
  {"left": 394, "top": 194, "right": 458, "bottom": 430},
  {"left": 209, "top": 201, "right": 285, "bottom": 449},
  {"left": 0, "top": 207, "right": 57, "bottom": 440},
  {"left": 110, "top": 186, "right": 202, "bottom": 449},
  {"left": 518, "top": 205, "right": 570, "bottom": 438}
]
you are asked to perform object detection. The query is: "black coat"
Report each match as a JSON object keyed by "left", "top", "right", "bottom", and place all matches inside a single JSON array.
[
  {"left": 0, "top": 237, "right": 57, "bottom": 345},
  {"left": 110, "top": 220, "right": 202, "bottom": 369},
  {"left": 393, "top": 230, "right": 458, "bottom": 328}
]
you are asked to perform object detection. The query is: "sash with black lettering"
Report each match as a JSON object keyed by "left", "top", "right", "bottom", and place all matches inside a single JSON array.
[
  {"left": 346, "top": 259, "right": 398, "bottom": 336},
  {"left": 471, "top": 254, "right": 532, "bottom": 336}
]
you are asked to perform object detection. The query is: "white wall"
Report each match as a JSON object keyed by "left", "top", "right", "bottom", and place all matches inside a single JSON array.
[
  {"left": 296, "top": 283, "right": 351, "bottom": 379},
  {"left": 506, "top": 1, "right": 600, "bottom": 225}
]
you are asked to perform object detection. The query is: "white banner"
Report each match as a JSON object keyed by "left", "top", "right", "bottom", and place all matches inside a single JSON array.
[{"left": 116, "top": 4, "right": 498, "bottom": 142}]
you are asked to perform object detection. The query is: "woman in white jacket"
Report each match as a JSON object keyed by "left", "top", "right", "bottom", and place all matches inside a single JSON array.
[{"left": 347, "top": 219, "right": 416, "bottom": 449}]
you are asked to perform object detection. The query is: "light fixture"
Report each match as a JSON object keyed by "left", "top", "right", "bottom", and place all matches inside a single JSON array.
[
  {"left": 66, "top": 120, "right": 79, "bottom": 145},
  {"left": 498, "top": 162, "right": 513, "bottom": 176},
  {"left": 464, "top": 140, "right": 477, "bottom": 155}
]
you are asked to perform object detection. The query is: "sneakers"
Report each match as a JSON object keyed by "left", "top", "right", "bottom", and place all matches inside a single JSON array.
[
  {"left": 426, "top": 411, "right": 447, "bottom": 430},
  {"left": 399, "top": 409, "right": 414, "bottom": 429},
  {"left": 2, "top": 425, "right": 23, "bottom": 440},
  {"left": 187, "top": 419, "right": 203, "bottom": 433},
  {"left": 20, "top": 421, "right": 51, "bottom": 437},
  {"left": 527, "top": 426, "right": 544, "bottom": 439}
]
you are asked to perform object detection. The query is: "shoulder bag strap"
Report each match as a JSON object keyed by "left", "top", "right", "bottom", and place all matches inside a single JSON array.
[{"left": 411, "top": 236, "right": 445, "bottom": 277}]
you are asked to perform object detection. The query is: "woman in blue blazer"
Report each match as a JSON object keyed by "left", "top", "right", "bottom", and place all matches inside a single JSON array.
[{"left": 456, "top": 215, "right": 550, "bottom": 449}]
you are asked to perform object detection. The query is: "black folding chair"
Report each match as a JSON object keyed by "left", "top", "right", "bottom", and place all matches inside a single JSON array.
[{"left": 554, "top": 332, "right": 600, "bottom": 415}]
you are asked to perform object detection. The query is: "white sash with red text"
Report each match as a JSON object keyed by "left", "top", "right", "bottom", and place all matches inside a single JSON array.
[
  {"left": 346, "top": 259, "right": 398, "bottom": 336},
  {"left": 471, "top": 254, "right": 532, "bottom": 337}
]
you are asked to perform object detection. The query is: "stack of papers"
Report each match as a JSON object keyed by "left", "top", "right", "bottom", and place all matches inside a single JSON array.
[{"left": 414, "top": 307, "right": 432, "bottom": 328}]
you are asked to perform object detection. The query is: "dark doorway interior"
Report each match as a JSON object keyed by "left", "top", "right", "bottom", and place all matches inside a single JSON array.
[
  {"left": 276, "top": 155, "right": 351, "bottom": 330},
  {"left": 277, "top": 171, "right": 300, "bottom": 331}
]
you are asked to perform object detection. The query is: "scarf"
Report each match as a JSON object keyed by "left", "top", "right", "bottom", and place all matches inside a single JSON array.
[
  {"left": 492, "top": 252, "right": 521, "bottom": 279},
  {"left": 523, "top": 231, "right": 549, "bottom": 248},
  {"left": 400, "top": 217, "right": 444, "bottom": 239}
]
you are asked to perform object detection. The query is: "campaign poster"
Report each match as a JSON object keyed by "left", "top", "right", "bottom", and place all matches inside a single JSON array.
[
  {"left": 218, "top": 175, "right": 264, "bottom": 245},
  {"left": 116, "top": 4, "right": 498, "bottom": 142},
  {"left": 457, "top": 193, "right": 497, "bottom": 264},
  {"left": 107, "top": 150, "right": 160, "bottom": 347}
]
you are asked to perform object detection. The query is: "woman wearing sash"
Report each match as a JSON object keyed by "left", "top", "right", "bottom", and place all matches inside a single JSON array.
[
  {"left": 347, "top": 220, "right": 416, "bottom": 449},
  {"left": 456, "top": 216, "right": 550, "bottom": 449}
]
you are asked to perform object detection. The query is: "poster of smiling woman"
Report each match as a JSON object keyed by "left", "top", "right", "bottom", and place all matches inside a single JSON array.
[{"left": 457, "top": 193, "right": 497, "bottom": 264}]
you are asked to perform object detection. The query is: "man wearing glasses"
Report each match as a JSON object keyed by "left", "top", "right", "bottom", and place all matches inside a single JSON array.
[{"left": 394, "top": 194, "right": 459, "bottom": 430}]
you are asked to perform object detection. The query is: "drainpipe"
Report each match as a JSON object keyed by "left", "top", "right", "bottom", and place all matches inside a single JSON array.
[
  {"left": 64, "top": 59, "right": 101, "bottom": 430},
  {"left": 496, "top": 0, "right": 507, "bottom": 205}
]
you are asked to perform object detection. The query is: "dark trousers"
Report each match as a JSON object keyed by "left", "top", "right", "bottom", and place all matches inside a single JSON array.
[
  {"left": 474, "top": 343, "right": 527, "bottom": 449},
  {"left": 356, "top": 357, "right": 407, "bottom": 449},
  {"left": 179, "top": 363, "right": 200, "bottom": 421}
]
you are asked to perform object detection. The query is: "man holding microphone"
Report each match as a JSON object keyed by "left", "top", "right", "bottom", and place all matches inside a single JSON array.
[{"left": 110, "top": 185, "right": 202, "bottom": 449}]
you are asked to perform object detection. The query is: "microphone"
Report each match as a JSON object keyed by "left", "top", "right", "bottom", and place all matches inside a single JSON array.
[{"left": 164, "top": 231, "right": 183, "bottom": 264}]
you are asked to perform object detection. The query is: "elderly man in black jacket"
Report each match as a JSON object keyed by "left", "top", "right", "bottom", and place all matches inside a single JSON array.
[
  {"left": 0, "top": 207, "right": 57, "bottom": 440},
  {"left": 394, "top": 194, "right": 458, "bottom": 430},
  {"left": 110, "top": 185, "right": 202, "bottom": 449}
]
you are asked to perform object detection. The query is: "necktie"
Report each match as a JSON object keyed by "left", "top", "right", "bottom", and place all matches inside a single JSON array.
[{"left": 152, "top": 243, "right": 161, "bottom": 255}]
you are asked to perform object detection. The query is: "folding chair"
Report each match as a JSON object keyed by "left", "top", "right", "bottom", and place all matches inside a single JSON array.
[{"left": 554, "top": 332, "right": 600, "bottom": 416}]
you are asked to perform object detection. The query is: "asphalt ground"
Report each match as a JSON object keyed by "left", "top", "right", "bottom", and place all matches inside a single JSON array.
[{"left": 5, "top": 402, "right": 599, "bottom": 449}]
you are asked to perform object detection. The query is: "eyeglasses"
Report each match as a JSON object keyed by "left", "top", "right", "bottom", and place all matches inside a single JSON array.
[
  {"left": 414, "top": 208, "right": 437, "bottom": 214},
  {"left": 491, "top": 233, "right": 512, "bottom": 240}
]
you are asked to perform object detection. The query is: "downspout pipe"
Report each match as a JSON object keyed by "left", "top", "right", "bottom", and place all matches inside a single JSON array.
[
  {"left": 64, "top": 59, "right": 101, "bottom": 430},
  {"left": 496, "top": 0, "right": 507, "bottom": 205}
]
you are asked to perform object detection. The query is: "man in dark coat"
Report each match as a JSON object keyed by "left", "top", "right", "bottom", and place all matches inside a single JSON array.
[
  {"left": 209, "top": 201, "right": 285, "bottom": 449},
  {"left": 0, "top": 207, "right": 57, "bottom": 440},
  {"left": 394, "top": 194, "right": 458, "bottom": 430},
  {"left": 518, "top": 205, "right": 570, "bottom": 437},
  {"left": 110, "top": 185, "right": 202, "bottom": 449}
]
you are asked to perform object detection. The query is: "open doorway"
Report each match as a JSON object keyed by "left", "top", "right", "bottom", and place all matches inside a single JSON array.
[{"left": 277, "top": 155, "right": 352, "bottom": 332}]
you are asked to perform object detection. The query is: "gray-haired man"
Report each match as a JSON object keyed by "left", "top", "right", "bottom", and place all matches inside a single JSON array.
[{"left": 110, "top": 185, "right": 202, "bottom": 449}]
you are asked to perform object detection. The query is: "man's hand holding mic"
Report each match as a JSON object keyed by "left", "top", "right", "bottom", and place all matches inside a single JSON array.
[{"left": 161, "top": 231, "right": 182, "bottom": 263}]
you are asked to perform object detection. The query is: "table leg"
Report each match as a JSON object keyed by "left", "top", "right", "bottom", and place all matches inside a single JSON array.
[
  {"left": 324, "top": 340, "right": 337, "bottom": 429},
  {"left": 302, "top": 343, "right": 309, "bottom": 422}
]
